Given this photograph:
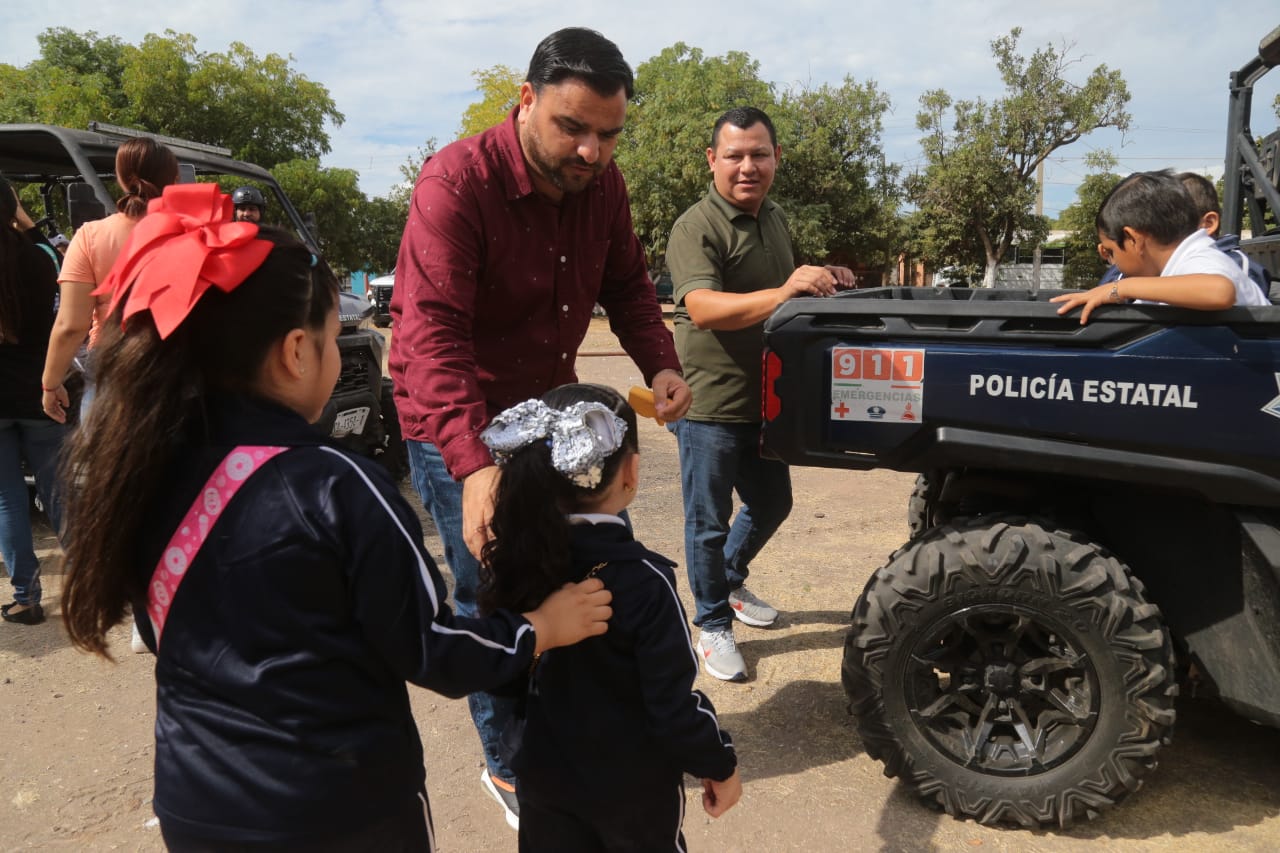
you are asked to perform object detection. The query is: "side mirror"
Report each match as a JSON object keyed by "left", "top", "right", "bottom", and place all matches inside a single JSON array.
[
  {"left": 177, "top": 163, "right": 197, "bottom": 184},
  {"left": 67, "top": 182, "right": 107, "bottom": 229}
]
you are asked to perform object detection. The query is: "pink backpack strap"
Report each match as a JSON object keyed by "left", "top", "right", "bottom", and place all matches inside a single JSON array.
[{"left": 147, "top": 445, "right": 289, "bottom": 645}]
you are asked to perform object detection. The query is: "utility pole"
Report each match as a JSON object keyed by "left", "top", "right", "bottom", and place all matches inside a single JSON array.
[{"left": 1031, "top": 160, "right": 1044, "bottom": 293}]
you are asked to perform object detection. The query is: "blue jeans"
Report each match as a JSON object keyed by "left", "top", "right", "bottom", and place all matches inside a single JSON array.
[
  {"left": 672, "top": 419, "right": 792, "bottom": 631},
  {"left": 406, "top": 439, "right": 519, "bottom": 785},
  {"left": 0, "top": 417, "right": 66, "bottom": 606}
]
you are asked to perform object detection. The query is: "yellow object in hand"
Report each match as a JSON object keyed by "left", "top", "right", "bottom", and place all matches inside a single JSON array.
[{"left": 628, "top": 386, "right": 665, "bottom": 426}]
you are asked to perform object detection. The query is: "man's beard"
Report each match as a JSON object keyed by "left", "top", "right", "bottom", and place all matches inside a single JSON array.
[{"left": 523, "top": 127, "right": 603, "bottom": 194}]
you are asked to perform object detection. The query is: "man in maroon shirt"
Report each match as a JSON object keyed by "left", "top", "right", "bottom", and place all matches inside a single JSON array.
[{"left": 388, "top": 27, "right": 690, "bottom": 829}]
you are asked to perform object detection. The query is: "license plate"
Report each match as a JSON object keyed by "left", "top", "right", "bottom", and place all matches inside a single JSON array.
[{"left": 332, "top": 406, "right": 370, "bottom": 437}]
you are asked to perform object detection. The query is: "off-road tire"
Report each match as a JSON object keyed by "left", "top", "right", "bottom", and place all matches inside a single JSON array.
[
  {"left": 906, "top": 472, "right": 938, "bottom": 539},
  {"left": 844, "top": 515, "right": 1177, "bottom": 828},
  {"left": 376, "top": 377, "right": 409, "bottom": 482}
]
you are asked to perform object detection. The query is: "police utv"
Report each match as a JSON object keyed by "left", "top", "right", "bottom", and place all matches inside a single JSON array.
[{"left": 759, "top": 26, "right": 1280, "bottom": 827}]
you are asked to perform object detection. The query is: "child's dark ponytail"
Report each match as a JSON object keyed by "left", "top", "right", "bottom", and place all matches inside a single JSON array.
[
  {"left": 60, "top": 213, "right": 337, "bottom": 657},
  {"left": 479, "top": 383, "right": 638, "bottom": 615},
  {"left": 480, "top": 442, "right": 578, "bottom": 614}
]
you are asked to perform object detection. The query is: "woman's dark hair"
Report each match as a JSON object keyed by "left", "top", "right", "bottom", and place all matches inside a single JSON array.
[
  {"left": 115, "top": 137, "right": 179, "bottom": 218},
  {"left": 479, "top": 383, "right": 639, "bottom": 615},
  {"left": 0, "top": 176, "right": 25, "bottom": 340},
  {"left": 525, "top": 27, "right": 634, "bottom": 100},
  {"left": 60, "top": 226, "right": 338, "bottom": 656},
  {"left": 711, "top": 106, "right": 778, "bottom": 150},
  {"left": 1096, "top": 169, "right": 1199, "bottom": 248},
  {"left": 0, "top": 176, "right": 56, "bottom": 345}
]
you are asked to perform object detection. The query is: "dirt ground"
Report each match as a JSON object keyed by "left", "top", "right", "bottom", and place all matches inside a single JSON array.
[{"left": 3, "top": 318, "right": 1280, "bottom": 852}]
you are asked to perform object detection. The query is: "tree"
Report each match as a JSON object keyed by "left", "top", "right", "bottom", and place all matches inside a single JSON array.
[
  {"left": 358, "top": 196, "right": 409, "bottom": 274},
  {"left": 2, "top": 28, "right": 343, "bottom": 168},
  {"left": 125, "top": 36, "right": 344, "bottom": 168},
  {"left": 456, "top": 45, "right": 900, "bottom": 272},
  {"left": 617, "top": 43, "right": 775, "bottom": 263},
  {"left": 0, "top": 29, "right": 127, "bottom": 126},
  {"left": 772, "top": 78, "right": 900, "bottom": 270},
  {"left": 119, "top": 32, "right": 199, "bottom": 136},
  {"left": 273, "top": 159, "right": 366, "bottom": 274},
  {"left": 458, "top": 66, "right": 522, "bottom": 139},
  {"left": 908, "top": 28, "right": 1130, "bottom": 287},
  {"left": 1056, "top": 151, "right": 1121, "bottom": 288}
]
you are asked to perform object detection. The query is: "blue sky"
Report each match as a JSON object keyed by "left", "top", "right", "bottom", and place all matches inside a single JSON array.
[{"left": 3, "top": 2, "right": 1278, "bottom": 221}]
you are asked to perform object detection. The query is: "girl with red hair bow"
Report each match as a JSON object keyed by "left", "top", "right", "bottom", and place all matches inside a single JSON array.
[{"left": 59, "top": 183, "right": 613, "bottom": 851}]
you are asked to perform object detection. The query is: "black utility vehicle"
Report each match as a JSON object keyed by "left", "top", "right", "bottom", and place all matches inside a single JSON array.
[
  {"left": 0, "top": 122, "right": 405, "bottom": 479},
  {"left": 759, "top": 25, "right": 1280, "bottom": 828}
]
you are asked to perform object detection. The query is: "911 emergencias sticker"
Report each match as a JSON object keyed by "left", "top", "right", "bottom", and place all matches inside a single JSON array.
[{"left": 830, "top": 347, "right": 925, "bottom": 423}]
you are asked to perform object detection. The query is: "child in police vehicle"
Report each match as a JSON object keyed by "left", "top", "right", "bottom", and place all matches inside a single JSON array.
[
  {"left": 1098, "top": 171, "right": 1272, "bottom": 300},
  {"left": 1053, "top": 169, "right": 1270, "bottom": 323},
  {"left": 1175, "top": 171, "right": 1271, "bottom": 300}
]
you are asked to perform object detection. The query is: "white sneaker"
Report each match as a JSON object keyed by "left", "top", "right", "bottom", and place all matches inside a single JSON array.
[
  {"left": 480, "top": 768, "right": 520, "bottom": 830},
  {"left": 728, "top": 585, "right": 778, "bottom": 627},
  {"left": 697, "top": 628, "right": 747, "bottom": 681},
  {"left": 131, "top": 622, "right": 150, "bottom": 654}
]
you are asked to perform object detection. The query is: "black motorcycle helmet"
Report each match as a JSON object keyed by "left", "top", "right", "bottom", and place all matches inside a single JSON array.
[{"left": 231, "top": 186, "right": 266, "bottom": 209}]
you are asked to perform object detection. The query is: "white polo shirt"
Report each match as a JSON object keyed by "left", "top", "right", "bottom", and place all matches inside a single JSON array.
[{"left": 1157, "top": 229, "right": 1270, "bottom": 307}]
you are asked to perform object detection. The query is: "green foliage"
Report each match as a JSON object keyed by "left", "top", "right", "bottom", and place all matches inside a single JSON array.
[
  {"left": 125, "top": 35, "right": 344, "bottom": 168},
  {"left": 1057, "top": 151, "right": 1120, "bottom": 288},
  {"left": 31, "top": 29, "right": 131, "bottom": 120},
  {"left": 1, "top": 28, "right": 413, "bottom": 274},
  {"left": 458, "top": 66, "right": 522, "bottom": 139},
  {"left": 455, "top": 45, "right": 901, "bottom": 273},
  {"left": 772, "top": 78, "right": 900, "bottom": 269},
  {"left": 908, "top": 28, "right": 1130, "bottom": 286},
  {"left": 0, "top": 31, "right": 123, "bottom": 128},
  {"left": 359, "top": 195, "right": 410, "bottom": 274},
  {"left": 3, "top": 28, "right": 343, "bottom": 168},
  {"left": 618, "top": 43, "right": 774, "bottom": 262},
  {"left": 273, "top": 159, "right": 367, "bottom": 274}
]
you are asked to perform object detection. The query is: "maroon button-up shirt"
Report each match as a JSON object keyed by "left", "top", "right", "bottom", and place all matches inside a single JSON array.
[{"left": 389, "top": 109, "right": 680, "bottom": 480}]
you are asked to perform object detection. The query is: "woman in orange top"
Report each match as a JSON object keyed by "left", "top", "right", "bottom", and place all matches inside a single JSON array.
[{"left": 41, "top": 137, "right": 178, "bottom": 423}]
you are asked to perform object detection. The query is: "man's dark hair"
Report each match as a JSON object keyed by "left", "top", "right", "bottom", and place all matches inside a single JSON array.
[
  {"left": 1177, "top": 171, "right": 1221, "bottom": 218},
  {"left": 1096, "top": 170, "right": 1199, "bottom": 248},
  {"left": 710, "top": 107, "right": 777, "bottom": 150},
  {"left": 525, "top": 27, "right": 634, "bottom": 100}
]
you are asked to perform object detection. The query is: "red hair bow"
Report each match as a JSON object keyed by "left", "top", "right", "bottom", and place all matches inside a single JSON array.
[{"left": 96, "top": 183, "right": 273, "bottom": 339}]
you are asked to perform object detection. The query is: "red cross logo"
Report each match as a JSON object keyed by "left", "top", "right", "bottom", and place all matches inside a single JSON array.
[{"left": 833, "top": 402, "right": 850, "bottom": 418}]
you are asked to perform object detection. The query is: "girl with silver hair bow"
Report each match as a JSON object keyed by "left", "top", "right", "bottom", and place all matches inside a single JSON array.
[{"left": 479, "top": 382, "right": 741, "bottom": 849}]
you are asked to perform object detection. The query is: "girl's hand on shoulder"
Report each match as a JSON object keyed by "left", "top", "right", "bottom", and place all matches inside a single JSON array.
[
  {"left": 524, "top": 578, "right": 612, "bottom": 654},
  {"left": 702, "top": 769, "right": 742, "bottom": 818}
]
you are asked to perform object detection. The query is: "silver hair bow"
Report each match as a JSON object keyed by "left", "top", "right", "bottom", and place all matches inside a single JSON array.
[{"left": 481, "top": 399, "right": 628, "bottom": 489}]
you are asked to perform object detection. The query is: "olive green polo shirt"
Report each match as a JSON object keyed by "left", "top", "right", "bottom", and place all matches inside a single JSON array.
[{"left": 667, "top": 187, "right": 796, "bottom": 423}]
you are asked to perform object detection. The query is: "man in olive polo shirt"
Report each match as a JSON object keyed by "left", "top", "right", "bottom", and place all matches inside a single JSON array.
[{"left": 666, "top": 106, "right": 853, "bottom": 681}]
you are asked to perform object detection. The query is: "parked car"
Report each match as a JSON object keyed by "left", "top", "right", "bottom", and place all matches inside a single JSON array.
[
  {"left": 652, "top": 270, "right": 674, "bottom": 303},
  {"left": 369, "top": 270, "right": 394, "bottom": 327}
]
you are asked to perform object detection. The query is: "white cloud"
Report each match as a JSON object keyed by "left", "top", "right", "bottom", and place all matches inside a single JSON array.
[{"left": 3, "top": 1, "right": 1278, "bottom": 214}]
